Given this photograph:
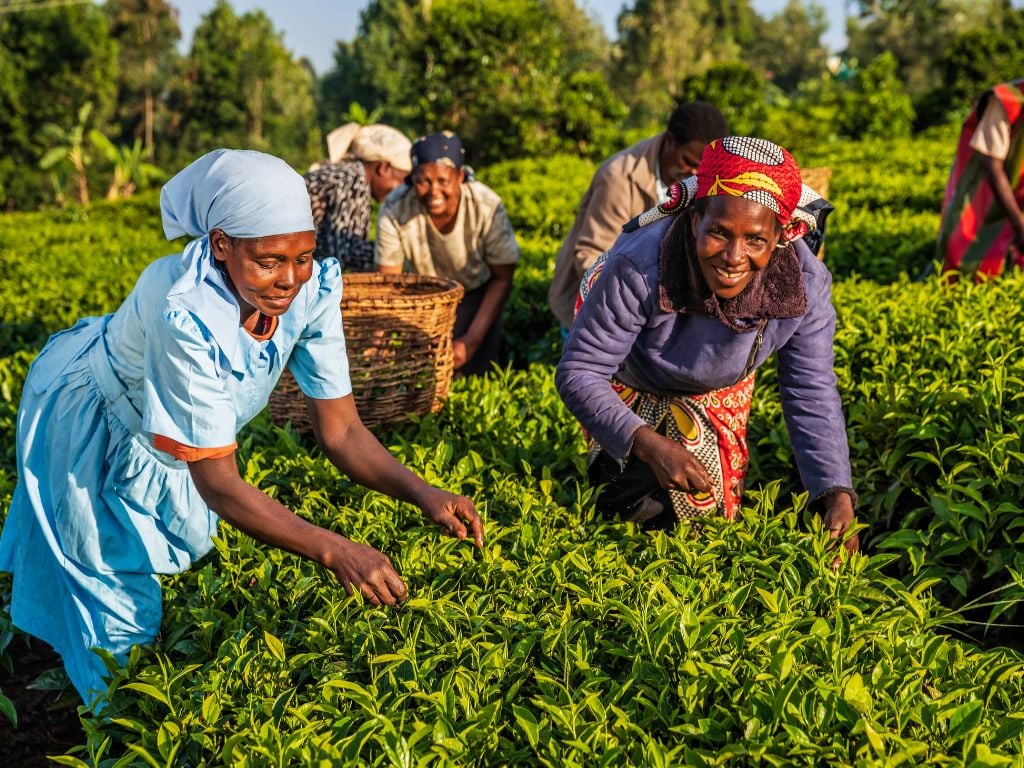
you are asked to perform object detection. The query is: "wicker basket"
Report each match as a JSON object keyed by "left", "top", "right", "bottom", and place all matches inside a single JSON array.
[
  {"left": 268, "top": 273, "right": 464, "bottom": 433},
  {"left": 801, "top": 166, "right": 832, "bottom": 261}
]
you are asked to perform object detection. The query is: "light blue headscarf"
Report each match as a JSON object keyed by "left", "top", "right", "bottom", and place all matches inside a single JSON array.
[
  {"left": 161, "top": 148, "right": 314, "bottom": 239},
  {"left": 159, "top": 149, "right": 316, "bottom": 374}
]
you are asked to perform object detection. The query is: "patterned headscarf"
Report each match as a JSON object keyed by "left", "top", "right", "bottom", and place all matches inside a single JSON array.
[
  {"left": 411, "top": 131, "right": 465, "bottom": 170},
  {"left": 631, "top": 136, "right": 821, "bottom": 243}
]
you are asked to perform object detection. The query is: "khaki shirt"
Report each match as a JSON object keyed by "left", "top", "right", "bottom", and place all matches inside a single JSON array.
[
  {"left": 375, "top": 180, "right": 520, "bottom": 291},
  {"left": 548, "top": 134, "right": 665, "bottom": 327}
]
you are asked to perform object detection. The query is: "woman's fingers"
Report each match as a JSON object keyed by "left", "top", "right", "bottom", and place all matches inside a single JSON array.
[
  {"left": 426, "top": 493, "right": 485, "bottom": 548},
  {"left": 443, "top": 511, "right": 469, "bottom": 542},
  {"left": 461, "top": 506, "right": 485, "bottom": 548},
  {"left": 333, "top": 540, "right": 407, "bottom": 606}
]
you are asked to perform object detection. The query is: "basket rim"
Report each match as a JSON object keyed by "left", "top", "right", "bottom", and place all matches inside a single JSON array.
[{"left": 341, "top": 272, "right": 464, "bottom": 303}]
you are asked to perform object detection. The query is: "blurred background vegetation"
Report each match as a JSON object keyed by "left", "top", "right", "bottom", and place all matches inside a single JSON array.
[{"left": 1, "top": 0, "right": 1023, "bottom": 210}]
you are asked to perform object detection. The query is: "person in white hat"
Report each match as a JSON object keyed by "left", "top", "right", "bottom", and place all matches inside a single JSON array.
[{"left": 305, "top": 123, "right": 412, "bottom": 271}]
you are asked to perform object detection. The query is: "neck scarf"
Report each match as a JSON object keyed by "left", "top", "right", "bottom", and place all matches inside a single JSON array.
[{"left": 658, "top": 212, "right": 806, "bottom": 332}]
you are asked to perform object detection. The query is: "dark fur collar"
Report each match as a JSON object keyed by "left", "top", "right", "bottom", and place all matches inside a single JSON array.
[{"left": 657, "top": 212, "right": 807, "bottom": 333}]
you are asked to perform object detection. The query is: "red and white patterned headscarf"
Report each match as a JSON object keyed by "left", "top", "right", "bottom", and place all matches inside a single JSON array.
[{"left": 634, "top": 136, "right": 821, "bottom": 242}]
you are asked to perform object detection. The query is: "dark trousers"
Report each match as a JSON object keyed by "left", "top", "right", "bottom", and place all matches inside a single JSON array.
[
  {"left": 588, "top": 450, "right": 678, "bottom": 531},
  {"left": 453, "top": 284, "right": 503, "bottom": 377}
]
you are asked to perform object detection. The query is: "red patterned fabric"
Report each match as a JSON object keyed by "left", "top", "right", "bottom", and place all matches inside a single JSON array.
[
  {"left": 695, "top": 137, "right": 807, "bottom": 241},
  {"left": 585, "top": 375, "right": 755, "bottom": 521}
]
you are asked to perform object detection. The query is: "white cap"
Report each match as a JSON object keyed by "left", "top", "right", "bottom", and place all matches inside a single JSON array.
[{"left": 326, "top": 123, "right": 413, "bottom": 172}]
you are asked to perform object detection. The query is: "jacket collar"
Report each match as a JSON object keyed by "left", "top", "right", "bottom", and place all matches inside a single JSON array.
[{"left": 657, "top": 212, "right": 807, "bottom": 333}]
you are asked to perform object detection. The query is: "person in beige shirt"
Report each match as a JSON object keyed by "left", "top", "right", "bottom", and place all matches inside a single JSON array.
[
  {"left": 376, "top": 131, "right": 519, "bottom": 376},
  {"left": 548, "top": 102, "right": 728, "bottom": 330}
]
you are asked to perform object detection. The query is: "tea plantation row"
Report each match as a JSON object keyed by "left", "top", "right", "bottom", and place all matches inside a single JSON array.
[{"left": 1, "top": 132, "right": 1023, "bottom": 765}]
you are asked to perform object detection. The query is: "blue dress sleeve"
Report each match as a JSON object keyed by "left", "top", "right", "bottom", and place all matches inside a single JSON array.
[
  {"left": 142, "top": 308, "right": 238, "bottom": 448},
  {"left": 288, "top": 258, "right": 353, "bottom": 400}
]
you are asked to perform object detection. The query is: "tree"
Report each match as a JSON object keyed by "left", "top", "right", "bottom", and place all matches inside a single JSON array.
[
  {"left": 613, "top": 0, "right": 760, "bottom": 125},
  {"left": 168, "top": 0, "right": 318, "bottom": 169},
  {"left": 844, "top": 0, "right": 1002, "bottom": 105},
  {"left": 748, "top": 0, "right": 829, "bottom": 93},
  {"left": 679, "top": 62, "right": 767, "bottom": 136},
  {"left": 922, "top": 1, "right": 1024, "bottom": 126},
  {"left": 0, "top": 4, "right": 118, "bottom": 209},
  {"left": 89, "top": 131, "right": 166, "bottom": 200},
  {"left": 613, "top": 0, "right": 714, "bottom": 125},
  {"left": 39, "top": 102, "right": 96, "bottom": 207},
  {"left": 837, "top": 51, "right": 915, "bottom": 139},
  {"left": 322, "top": 0, "right": 625, "bottom": 164},
  {"left": 104, "top": 0, "right": 181, "bottom": 156}
]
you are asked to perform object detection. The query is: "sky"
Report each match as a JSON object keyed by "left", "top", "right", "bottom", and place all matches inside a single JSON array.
[{"left": 171, "top": 0, "right": 853, "bottom": 75}]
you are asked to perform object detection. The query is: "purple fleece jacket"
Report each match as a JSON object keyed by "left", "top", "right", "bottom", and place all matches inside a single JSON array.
[{"left": 555, "top": 216, "right": 853, "bottom": 502}]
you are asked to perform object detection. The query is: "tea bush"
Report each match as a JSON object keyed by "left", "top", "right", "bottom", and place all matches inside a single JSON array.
[
  {"left": 2, "top": 130, "right": 1024, "bottom": 764},
  {"left": 748, "top": 272, "right": 1024, "bottom": 624}
]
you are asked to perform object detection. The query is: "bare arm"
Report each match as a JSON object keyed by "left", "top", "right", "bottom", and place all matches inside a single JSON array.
[
  {"left": 982, "top": 155, "right": 1024, "bottom": 245},
  {"left": 186, "top": 395, "right": 483, "bottom": 606},
  {"left": 454, "top": 263, "right": 515, "bottom": 369},
  {"left": 188, "top": 453, "right": 408, "bottom": 605},
  {"left": 306, "top": 394, "right": 483, "bottom": 547}
]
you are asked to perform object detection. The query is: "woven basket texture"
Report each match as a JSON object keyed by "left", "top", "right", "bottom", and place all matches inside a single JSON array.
[
  {"left": 801, "top": 166, "right": 832, "bottom": 261},
  {"left": 268, "top": 273, "right": 464, "bottom": 433}
]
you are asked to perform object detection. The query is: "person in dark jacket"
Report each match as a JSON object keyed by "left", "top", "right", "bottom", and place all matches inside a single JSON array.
[{"left": 557, "top": 137, "right": 857, "bottom": 554}]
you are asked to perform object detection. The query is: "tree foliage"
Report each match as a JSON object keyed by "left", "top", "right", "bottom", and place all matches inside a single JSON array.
[
  {"left": 167, "top": 0, "right": 318, "bottom": 170},
  {"left": 613, "top": 0, "right": 760, "bottom": 125},
  {"left": 323, "top": 0, "right": 626, "bottom": 164},
  {"left": 838, "top": 51, "right": 915, "bottom": 140},
  {"left": 922, "top": 1, "right": 1024, "bottom": 126},
  {"left": 679, "top": 62, "right": 767, "bottom": 137},
  {"left": 844, "top": 0, "right": 1007, "bottom": 108},
  {"left": 104, "top": 0, "right": 181, "bottom": 154},
  {"left": 748, "top": 0, "right": 829, "bottom": 94},
  {"left": 0, "top": 5, "right": 118, "bottom": 209}
]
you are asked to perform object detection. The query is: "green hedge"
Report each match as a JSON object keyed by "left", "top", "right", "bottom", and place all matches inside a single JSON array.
[{"left": 2, "top": 131, "right": 1024, "bottom": 764}]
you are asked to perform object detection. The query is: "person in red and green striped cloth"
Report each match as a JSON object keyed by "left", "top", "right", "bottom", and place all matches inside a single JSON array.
[{"left": 937, "top": 78, "right": 1024, "bottom": 278}]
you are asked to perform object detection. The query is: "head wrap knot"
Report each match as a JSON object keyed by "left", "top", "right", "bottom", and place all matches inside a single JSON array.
[{"left": 627, "top": 136, "right": 824, "bottom": 243}]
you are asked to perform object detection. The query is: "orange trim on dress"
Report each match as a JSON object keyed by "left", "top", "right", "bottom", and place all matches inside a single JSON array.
[{"left": 153, "top": 435, "right": 237, "bottom": 462}]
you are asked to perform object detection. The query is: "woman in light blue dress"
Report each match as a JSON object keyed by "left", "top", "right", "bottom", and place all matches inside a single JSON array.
[{"left": 0, "top": 149, "right": 483, "bottom": 708}]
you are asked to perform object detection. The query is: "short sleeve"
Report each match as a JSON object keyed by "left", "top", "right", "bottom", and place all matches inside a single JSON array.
[
  {"left": 287, "top": 258, "right": 353, "bottom": 400},
  {"left": 482, "top": 202, "right": 520, "bottom": 266},
  {"left": 969, "top": 98, "right": 1011, "bottom": 161},
  {"left": 142, "top": 309, "right": 238, "bottom": 448}
]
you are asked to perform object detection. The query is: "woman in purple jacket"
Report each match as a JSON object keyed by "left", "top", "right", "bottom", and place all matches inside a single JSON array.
[{"left": 557, "top": 137, "right": 857, "bottom": 553}]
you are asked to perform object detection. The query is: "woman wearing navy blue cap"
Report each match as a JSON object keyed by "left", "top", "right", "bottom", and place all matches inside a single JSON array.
[{"left": 376, "top": 131, "right": 520, "bottom": 376}]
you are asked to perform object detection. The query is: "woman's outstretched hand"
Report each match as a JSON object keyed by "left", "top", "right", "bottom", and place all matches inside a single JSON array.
[
  {"left": 325, "top": 534, "right": 409, "bottom": 606},
  {"left": 822, "top": 491, "right": 859, "bottom": 564},
  {"left": 631, "top": 426, "right": 714, "bottom": 495},
  {"left": 419, "top": 487, "right": 485, "bottom": 548}
]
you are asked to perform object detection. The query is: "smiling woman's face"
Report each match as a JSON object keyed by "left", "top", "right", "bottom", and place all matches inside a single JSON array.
[
  {"left": 689, "top": 197, "right": 782, "bottom": 299},
  {"left": 413, "top": 162, "right": 464, "bottom": 222},
  {"left": 210, "top": 229, "right": 317, "bottom": 318}
]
